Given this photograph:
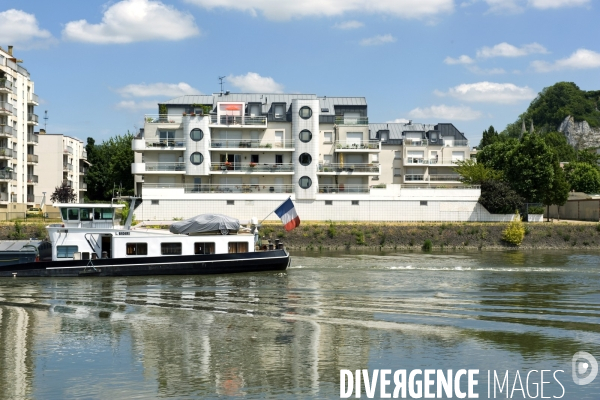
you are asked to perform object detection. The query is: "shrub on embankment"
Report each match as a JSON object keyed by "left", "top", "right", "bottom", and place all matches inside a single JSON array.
[{"left": 260, "top": 221, "right": 600, "bottom": 251}]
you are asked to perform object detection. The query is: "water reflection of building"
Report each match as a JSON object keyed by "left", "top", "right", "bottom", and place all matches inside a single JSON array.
[{"left": 0, "top": 306, "right": 34, "bottom": 399}]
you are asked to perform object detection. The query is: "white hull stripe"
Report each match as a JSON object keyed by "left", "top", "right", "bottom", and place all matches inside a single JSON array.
[{"left": 45, "top": 255, "right": 288, "bottom": 270}]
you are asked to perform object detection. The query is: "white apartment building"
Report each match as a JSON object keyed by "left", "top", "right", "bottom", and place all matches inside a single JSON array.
[
  {"left": 131, "top": 93, "right": 507, "bottom": 222},
  {"left": 36, "top": 131, "right": 88, "bottom": 203},
  {"left": 0, "top": 45, "right": 39, "bottom": 211}
]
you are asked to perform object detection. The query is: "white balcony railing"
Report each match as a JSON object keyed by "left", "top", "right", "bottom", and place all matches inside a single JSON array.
[
  {"left": 428, "top": 174, "right": 462, "bottom": 181},
  {"left": 0, "top": 102, "right": 14, "bottom": 115},
  {"left": 318, "top": 184, "right": 370, "bottom": 193},
  {"left": 209, "top": 115, "right": 267, "bottom": 127},
  {"left": 334, "top": 141, "right": 380, "bottom": 150},
  {"left": 142, "top": 138, "right": 186, "bottom": 148},
  {"left": 210, "top": 162, "right": 294, "bottom": 173},
  {"left": 404, "top": 174, "right": 425, "bottom": 181},
  {"left": 143, "top": 162, "right": 186, "bottom": 171},
  {"left": 144, "top": 114, "right": 183, "bottom": 124},
  {"left": 143, "top": 183, "right": 294, "bottom": 194},
  {"left": 334, "top": 116, "right": 369, "bottom": 125},
  {"left": 318, "top": 163, "right": 379, "bottom": 173},
  {"left": 210, "top": 140, "right": 294, "bottom": 149},
  {"left": 0, "top": 125, "right": 15, "bottom": 137},
  {"left": 27, "top": 134, "right": 39, "bottom": 143}
]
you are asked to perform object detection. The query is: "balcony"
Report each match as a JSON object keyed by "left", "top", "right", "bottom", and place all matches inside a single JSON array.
[
  {"left": 334, "top": 141, "right": 380, "bottom": 152},
  {"left": 144, "top": 114, "right": 183, "bottom": 124},
  {"left": 209, "top": 115, "right": 267, "bottom": 128},
  {"left": 63, "top": 163, "right": 73, "bottom": 172},
  {"left": 403, "top": 139, "right": 428, "bottom": 146},
  {"left": 143, "top": 183, "right": 294, "bottom": 194},
  {"left": 81, "top": 150, "right": 87, "bottom": 159},
  {"left": 63, "top": 180, "right": 73, "bottom": 187},
  {"left": 27, "top": 133, "right": 38, "bottom": 144},
  {"left": 27, "top": 194, "right": 35, "bottom": 203},
  {"left": 132, "top": 137, "right": 186, "bottom": 151},
  {"left": 131, "top": 162, "right": 186, "bottom": 174},
  {"left": 0, "top": 147, "right": 12, "bottom": 159},
  {"left": 334, "top": 116, "right": 369, "bottom": 125},
  {"left": 27, "top": 113, "right": 38, "bottom": 125},
  {"left": 0, "top": 125, "right": 15, "bottom": 138},
  {"left": 64, "top": 146, "right": 73, "bottom": 154},
  {"left": 28, "top": 93, "right": 39, "bottom": 105},
  {"left": 210, "top": 162, "right": 294, "bottom": 174},
  {"left": 430, "top": 139, "right": 469, "bottom": 147},
  {"left": 0, "top": 101, "right": 13, "bottom": 115},
  {"left": 404, "top": 174, "right": 425, "bottom": 182},
  {"left": 405, "top": 157, "right": 429, "bottom": 165},
  {"left": 0, "top": 170, "right": 16, "bottom": 181},
  {"left": 428, "top": 174, "right": 462, "bottom": 182},
  {"left": 79, "top": 182, "right": 87, "bottom": 191},
  {"left": 27, "top": 154, "right": 38, "bottom": 164},
  {"left": 318, "top": 163, "right": 380, "bottom": 174},
  {"left": 318, "top": 184, "right": 370, "bottom": 193},
  {"left": 0, "top": 79, "right": 13, "bottom": 93},
  {"left": 80, "top": 166, "right": 88, "bottom": 175},
  {"left": 0, "top": 192, "right": 7, "bottom": 202},
  {"left": 27, "top": 174, "right": 38, "bottom": 184},
  {"left": 210, "top": 140, "right": 294, "bottom": 150}
]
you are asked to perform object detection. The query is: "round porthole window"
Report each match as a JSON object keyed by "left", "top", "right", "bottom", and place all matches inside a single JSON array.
[
  {"left": 299, "top": 176, "right": 312, "bottom": 189},
  {"left": 190, "top": 152, "right": 203, "bottom": 165},
  {"left": 299, "top": 106, "right": 312, "bottom": 119},
  {"left": 299, "top": 129, "right": 312, "bottom": 143},
  {"left": 299, "top": 153, "right": 312, "bottom": 166},
  {"left": 190, "top": 128, "right": 203, "bottom": 141}
]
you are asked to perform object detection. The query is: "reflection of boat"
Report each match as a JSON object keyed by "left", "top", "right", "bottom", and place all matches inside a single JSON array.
[{"left": 0, "top": 198, "right": 289, "bottom": 277}]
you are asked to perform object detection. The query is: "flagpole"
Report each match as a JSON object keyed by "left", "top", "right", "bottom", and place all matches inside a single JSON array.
[{"left": 259, "top": 196, "right": 291, "bottom": 225}]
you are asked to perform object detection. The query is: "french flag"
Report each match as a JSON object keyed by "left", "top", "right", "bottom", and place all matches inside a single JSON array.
[{"left": 274, "top": 198, "right": 300, "bottom": 231}]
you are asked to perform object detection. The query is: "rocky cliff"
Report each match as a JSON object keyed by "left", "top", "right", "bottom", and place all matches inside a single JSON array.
[{"left": 559, "top": 115, "right": 600, "bottom": 149}]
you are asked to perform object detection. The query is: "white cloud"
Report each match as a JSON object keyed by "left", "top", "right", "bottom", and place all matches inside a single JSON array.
[
  {"left": 528, "top": 0, "right": 590, "bottom": 9},
  {"left": 360, "top": 34, "right": 396, "bottom": 46},
  {"left": 477, "top": 42, "right": 548, "bottom": 58},
  {"left": 63, "top": 0, "right": 199, "bottom": 44},
  {"left": 531, "top": 48, "right": 600, "bottom": 72},
  {"left": 226, "top": 72, "right": 284, "bottom": 93},
  {"left": 0, "top": 9, "right": 56, "bottom": 49},
  {"left": 115, "top": 100, "right": 161, "bottom": 110},
  {"left": 484, "top": 0, "right": 524, "bottom": 13},
  {"left": 467, "top": 66, "right": 506, "bottom": 74},
  {"left": 387, "top": 118, "right": 411, "bottom": 123},
  {"left": 117, "top": 82, "right": 202, "bottom": 98},
  {"left": 333, "top": 20, "right": 364, "bottom": 29},
  {"left": 444, "top": 55, "right": 475, "bottom": 65},
  {"left": 408, "top": 105, "right": 482, "bottom": 121},
  {"left": 436, "top": 82, "right": 536, "bottom": 104},
  {"left": 184, "top": 0, "right": 454, "bottom": 20}
]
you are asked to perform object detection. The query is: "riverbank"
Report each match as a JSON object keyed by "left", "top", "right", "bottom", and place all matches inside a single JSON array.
[
  {"left": 3, "top": 219, "right": 600, "bottom": 250},
  {"left": 261, "top": 220, "right": 600, "bottom": 250}
]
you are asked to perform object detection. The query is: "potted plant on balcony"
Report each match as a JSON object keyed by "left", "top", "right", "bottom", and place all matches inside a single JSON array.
[
  {"left": 249, "top": 162, "right": 257, "bottom": 168},
  {"left": 224, "top": 161, "right": 232, "bottom": 170}
]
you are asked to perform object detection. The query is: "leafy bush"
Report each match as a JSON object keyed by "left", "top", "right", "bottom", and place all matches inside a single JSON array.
[
  {"left": 422, "top": 239, "right": 432, "bottom": 251},
  {"left": 502, "top": 212, "right": 525, "bottom": 246},
  {"left": 8, "top": 220, "right": 27, "bottom": 240},
  {"left": 528, "top": 206, "right": 545, "bottom": 214},
  {"left": 327, "top": 223, "right": 337, "bottom": 238},
  {"left": 479, "top": 180, "right": 524, "bottom": 214}
]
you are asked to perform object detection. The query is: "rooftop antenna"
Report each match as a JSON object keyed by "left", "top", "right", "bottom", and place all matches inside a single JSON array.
[
  {"left": 218, "top": 76, "right": 226, "bottom": 94},
  {"left": 44, "top": 110, "right": 48, "bottom": 131}
]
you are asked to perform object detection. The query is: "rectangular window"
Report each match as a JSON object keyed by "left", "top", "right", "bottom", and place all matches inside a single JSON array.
[
  {"left": 57, "top": 245, "right": 78, "bottom": 258},
  {"left": 324, "top": 132, "right": 333, "bottom": 143},
  {"left": 228, "top": 242, "right": 248, "bottom": 253},
  {"left": 227, "top": 200, "right": 234, "bottom": 205},
  {"left": 161, "top": 243, "right": 182, "bottom": 255},
  {"left": 61, "top": 208, "right": 67, "bottom": 220},
  {"left": 94, "top": 208, "right": 114, "bottom": 220},
  {"left": 251, "top": 154, "right": 259, "bottom": 163},
  {"left": 151, "top": 200, "right": 159, "bottom": 205},
  {"left": 67, "top": 208, "right": 79, "bottom": 221},
  {"left": 80, "top": 208, "right": 93, "bottom": 221},
  {"left": 274, "top": 104, "right": 285, "bottom": 118},
  {"left": 194, "top": 242, "right": 215, "bottom": 255},
  {"left": 275, "top": 155, "right": 283, "bottom": 164},
  {"left": 420, "top": 201, "right": 428, "bottom": 206},
  {"left": 126, "top": 243, "right": 148, "bottom": 256},
  {"left": 393, "top": 168, "right": 402, "bottom": 176},
  {"left": 452, "top": 151, "right": 465, "bottom": 162},
  {"left": 325, "top": 200, "right": 333, "bottom": 205},
  {"left": 351, "top": 200, "right": 359, "bottom": 205},
  {"left": 394, "top": 151, "right": 402, "bottom": 160}
]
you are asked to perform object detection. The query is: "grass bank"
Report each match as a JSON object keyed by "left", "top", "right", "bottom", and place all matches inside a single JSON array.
[{"left": 260, "top": 221, "right": 600, "bottom": 251}]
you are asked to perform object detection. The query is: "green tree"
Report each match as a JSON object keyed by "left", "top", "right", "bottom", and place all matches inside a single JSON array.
[
  {"left": 479, "top": 125, "right": 499, "bottom": 149},
  {"left": 85, "top": 133, "right": 135, "bottom": 201},
  {"left": 504, "top": 133, "right": 556, "bottom": 203},
  {"left": 541, "top": 131, "right": 576, "bottom": 162},
  {"left": 50, "top": 181, "right": 77, "bottom": 203},
  {"left": 564, "top": 162, "right": 600, "bottom": 193},
  {"left": 576, "top": 148, "right": 600, "bottom": 166},
  {"left": 476, "top": 139, "right": 518, "bottom": 172},
  {"left": 479, "top": 180, "right": 524, "bottom": 214},
  {"left": 542, "top": 159, "right": 570, "bottom": 220},
  {"left": 454, "top": 159, "right": 503, "bottom": 184}
]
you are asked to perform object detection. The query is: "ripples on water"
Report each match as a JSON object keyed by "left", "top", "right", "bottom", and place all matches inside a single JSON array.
[{"left": 0, "top": 250, "right": 598, "bottom": 399}]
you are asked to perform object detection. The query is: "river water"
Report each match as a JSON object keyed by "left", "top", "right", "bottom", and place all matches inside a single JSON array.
[{"left": 0, "top": 250, "right": 598, "bottom": 399}]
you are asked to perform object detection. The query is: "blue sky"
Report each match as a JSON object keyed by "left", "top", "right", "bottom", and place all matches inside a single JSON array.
[{"left": 1, "top": 0, "right": 599, "bottom": 145}]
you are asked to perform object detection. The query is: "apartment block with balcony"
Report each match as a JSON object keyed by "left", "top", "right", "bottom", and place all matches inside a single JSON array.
[
  {"left": 37, "top": 132, "right": 89, "bottom": 203},
  {"left": 369, "top": 122, "right": 473, "bottom": 186},
  {"left": 0, "top": 45, "right": 39, "bottom": 210}
]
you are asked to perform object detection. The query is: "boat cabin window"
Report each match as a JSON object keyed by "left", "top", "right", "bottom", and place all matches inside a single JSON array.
[
  {"left": 161, "top": 243, "right": 182, "bottom": 255},
  {"left": 61, "top": 208, "right": 81, "bottom": 221},
  {"left": 80, "top": 208, "right": 93, "bottom": 221},
  {"left": 126, "top": 243, "right": 148, "bottom": 256},
  {"left": 194, "top": 242, "right": 215, "bottom": 255},
  {"left": 228, "top": 242, "right": 248, "bottom": 253},
  {"left": 57, "top": 245, "right": 78, "bottom": 258},
  {"left": 94, "top": 208, "right": 114, "bottom": 220}
]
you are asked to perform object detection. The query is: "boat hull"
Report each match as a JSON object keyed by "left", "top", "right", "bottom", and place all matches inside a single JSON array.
[{"left": 0, "top": 249, "right": 290, "bottom": 278}]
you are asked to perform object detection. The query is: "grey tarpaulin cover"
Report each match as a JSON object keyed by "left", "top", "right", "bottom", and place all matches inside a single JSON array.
[{"left": 169, "top": 214, "right": 240, "bottom": 234}]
